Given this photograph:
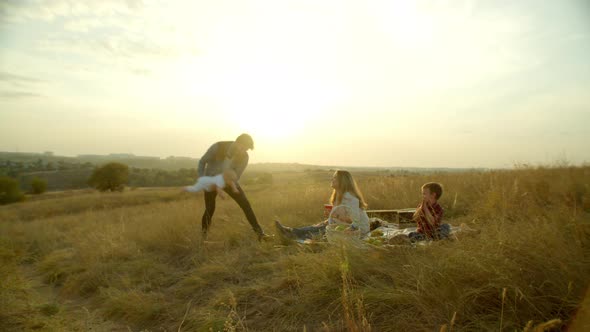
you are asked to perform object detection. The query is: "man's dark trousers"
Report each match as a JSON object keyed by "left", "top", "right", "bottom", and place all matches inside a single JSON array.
[{"left": 202, "top": 185, "right": 263, "bottom": 237}]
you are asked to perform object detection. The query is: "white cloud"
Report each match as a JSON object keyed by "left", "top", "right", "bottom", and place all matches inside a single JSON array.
[
  {"left": 63, "top": 17, "right": 105, "bottom": 32},
  {"left": 0, "top": 0, "right": 146, "bottom": 22},
  {"left": 0, "top": 71, "right": 45, "bottom": 84},
  {"left": 0, "top": 91, "right": 43, "bottom": 99}
]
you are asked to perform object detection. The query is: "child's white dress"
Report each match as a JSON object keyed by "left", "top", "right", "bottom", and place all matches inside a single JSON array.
[{"left": 185, "top": 174, "right": 225, "bottom": 193}]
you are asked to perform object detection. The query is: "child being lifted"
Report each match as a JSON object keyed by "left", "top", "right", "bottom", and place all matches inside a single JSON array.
[{"left": 184, "top": 169, "right": 239, "bottom": 199}]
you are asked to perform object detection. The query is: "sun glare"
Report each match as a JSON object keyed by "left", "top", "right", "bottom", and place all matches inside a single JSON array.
[
  {"left": 224, "top": 88, "right": 320, "bottom": 140},
  {"left": 200, "top": 60, "right": 342, "bottom": 141},
  {"left": 370, "top": 1, "right": 435, "bottom": 49}
]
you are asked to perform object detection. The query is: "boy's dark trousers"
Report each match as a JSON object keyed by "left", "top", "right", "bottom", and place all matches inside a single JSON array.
[{"left": 201, "top": 185, "right": 263, "bottom": 238}]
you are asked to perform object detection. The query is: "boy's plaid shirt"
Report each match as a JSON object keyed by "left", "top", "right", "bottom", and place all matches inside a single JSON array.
[{"left": 415, "top": 202, "right": 444, "bottom": 238}]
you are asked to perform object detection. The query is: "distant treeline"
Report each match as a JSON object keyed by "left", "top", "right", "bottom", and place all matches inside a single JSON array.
[
  {"left": 14, "top": 167, "right": 274, "bottom": 192},
  {"left": 1, "top": 151, "right": 482, "bottom": 192},
  {"left": 0, "top": 152, "right": 201, "bottom": 191},
  {"left": 12, "top": 168, "right": 192, "bottom": 191},
  {"left": 0, "top": 152, "right": 199, "bottom": 173}
]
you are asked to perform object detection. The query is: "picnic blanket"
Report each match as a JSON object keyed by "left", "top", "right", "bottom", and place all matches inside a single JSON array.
[{"left": 316, "top": 218, "right": 468, "bottom": 247}]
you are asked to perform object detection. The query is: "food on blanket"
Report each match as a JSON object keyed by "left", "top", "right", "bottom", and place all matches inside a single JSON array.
[
  {"left": 366, "top": 237, "right": 384, "bottom": 246},
  {"left": 369, "top": 218, "right": 384, "bottom": 231},
  {"left": 370, "top": 230, "right": 384, "bottom": 237},
  {"left": 335, "top": 225, "right": 348, "bottom": 231}
]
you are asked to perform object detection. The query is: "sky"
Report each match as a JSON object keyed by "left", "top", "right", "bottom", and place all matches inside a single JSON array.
[{"left": 0, "top": 0, "right": 589, "bottom": 168}]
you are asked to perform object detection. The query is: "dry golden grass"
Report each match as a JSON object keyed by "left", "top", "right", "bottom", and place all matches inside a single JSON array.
[{"left": 1, "top": 166, "right": 589, "bottom": 331}]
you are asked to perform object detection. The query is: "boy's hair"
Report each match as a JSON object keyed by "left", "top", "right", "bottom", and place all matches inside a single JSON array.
[{"left": 422, "top": 182, "right": 443, "bottom": 199}]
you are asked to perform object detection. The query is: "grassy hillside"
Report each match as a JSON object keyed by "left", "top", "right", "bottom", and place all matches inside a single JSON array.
[{"left": 1, "top": 167, "right": 589, "bottom": 331}]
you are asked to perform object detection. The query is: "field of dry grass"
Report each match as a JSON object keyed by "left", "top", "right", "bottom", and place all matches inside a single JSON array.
[{"left": 1, "top": 166, "right": 589, "bottom": 331}]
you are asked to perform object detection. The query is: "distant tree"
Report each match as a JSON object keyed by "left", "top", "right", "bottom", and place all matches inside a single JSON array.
[
  {"left": 88, "top": 162, "right": 129, "bottom": 192},
  {"left": 0, "top": 176, "right": 25, "bottom": 204},
  {"left": 257, "top": 172, "right": 273, "bottom": 185},
  {"left": 30, "top": 177, "right": 47, "bottom": 195},
  {"left": 35, "top": 158, "right": 44, "bottom": 169}
]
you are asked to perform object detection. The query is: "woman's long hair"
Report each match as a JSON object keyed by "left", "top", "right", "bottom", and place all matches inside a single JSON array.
[{"left": 330, "top": 170, "right": 368, "bottom": 209}]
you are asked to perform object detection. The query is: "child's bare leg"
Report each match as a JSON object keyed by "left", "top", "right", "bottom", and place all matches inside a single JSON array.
[
  {"left": 216, "top": 186, "right": 227, "bottom": 199},
  {"left": 185, "top": 180, "right": 206, "bottom": 193}
]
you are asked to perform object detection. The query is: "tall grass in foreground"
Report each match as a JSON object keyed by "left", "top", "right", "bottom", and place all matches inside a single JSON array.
[{"left": 0, "top": 166, "right": 589, "bottom": 331}]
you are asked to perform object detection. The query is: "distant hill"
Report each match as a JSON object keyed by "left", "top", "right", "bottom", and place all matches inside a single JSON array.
[
  {"left": 1, "top": 151, "right": 488, "bottom": 192},
  {"left": 0, "top": 151, "right": 486, "bottom": 173},
  {"left": 248, "top": 162, "right": 485, "bottom": 174}
]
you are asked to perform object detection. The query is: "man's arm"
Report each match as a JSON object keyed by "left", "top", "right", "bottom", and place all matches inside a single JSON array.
[
  {"left": 227, "top": 179, "right": 239, "bottom": 193},
  {"left": 230, "top": 153, "right": 249, "bottom": 179},
  {"left": 197, "top": 143, "right": 218, "bottom": 177}
]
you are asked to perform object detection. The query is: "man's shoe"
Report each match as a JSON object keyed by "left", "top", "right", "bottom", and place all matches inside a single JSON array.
[
  {"left": 274, "top": 220, "right": 296, "bottom": 240},
  {"left": 258, "top": 233, "right": 274, "bottom": 242}
]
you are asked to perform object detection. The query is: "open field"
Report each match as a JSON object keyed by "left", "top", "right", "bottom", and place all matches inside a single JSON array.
[{"left": 1, "top": 166, "right": 590, "bottom": 331}]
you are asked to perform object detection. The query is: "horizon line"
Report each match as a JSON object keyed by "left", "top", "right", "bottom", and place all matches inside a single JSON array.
[{"left": 2, "top": 150, "right": 584, "bottom": 170}]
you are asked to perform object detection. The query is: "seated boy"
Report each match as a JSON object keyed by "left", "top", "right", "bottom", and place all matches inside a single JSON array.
[
  {"left": 184, "top": 169, "right": 239, "bottom": 198},
  {"left": 407, "top": 182, "right": 451, "bottom": 242}
]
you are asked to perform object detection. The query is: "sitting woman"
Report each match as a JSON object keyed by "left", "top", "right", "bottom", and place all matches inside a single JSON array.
[{"left": 275, "top": 170, "right": 370, "bottom": 240}]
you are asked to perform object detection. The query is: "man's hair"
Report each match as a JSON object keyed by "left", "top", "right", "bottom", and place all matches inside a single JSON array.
[
  {"left": 422, "top": 182, "right": 443, "bottom": 199},
  {"left": 235, "top": 133, "right": 254, "bottom": 150}
]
